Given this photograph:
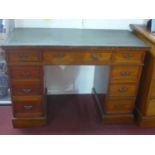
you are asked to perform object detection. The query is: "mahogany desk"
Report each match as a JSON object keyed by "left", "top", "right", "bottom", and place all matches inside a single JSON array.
[{"left": 2, "top": 28, "right": 149, "bottom": 128}]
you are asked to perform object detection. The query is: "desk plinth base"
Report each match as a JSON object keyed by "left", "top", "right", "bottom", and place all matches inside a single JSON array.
[{"left": 12, "top": 116, "right": 47, "bottom": 128}]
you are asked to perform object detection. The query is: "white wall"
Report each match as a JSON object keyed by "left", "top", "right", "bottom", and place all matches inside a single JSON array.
[{"left": 15, "top": 19, "right": 146, "bottom": 94}]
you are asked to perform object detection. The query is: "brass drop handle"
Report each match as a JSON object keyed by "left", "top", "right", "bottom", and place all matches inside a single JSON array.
[
  {"left": 118, "top": 87, "right": 128, "bottom": 92},
  {"left": 22, "top": 88, "right": 32, "bottom": 93},
  {"left": 124, "top": 53, "right": 133, "bottom": 59},
  {"left": 24, "top": 105, "right": 33, "bottom": 110},
  {"left": 53, "top": 53, "right": 65, "bottom": 58},
  {"left": 20, "top": 53, "right": 28, "bottom": 59},
  {"left": 20, "top": 72, "right": 31, "bottom": 78},
  {"left": 92, "top": 53, "right": 99, "bottom": 60},
  {"left": 120, "top": 72, "right": 129, "bottom": 76},
  {"left": 114, "top": 104, "right": 125, "bottom": 108}
]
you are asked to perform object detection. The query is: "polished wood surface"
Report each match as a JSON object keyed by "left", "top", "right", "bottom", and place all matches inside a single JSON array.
[
  {"left": 7, "top": 49, "right": 41, "bottom": 62},
  {"left": 108, "top": 83, "right": 137, "bottom": 97},
  {"left": 131, "top": 24, "right": 155, "bottom": 127},
  {"left": 5, "top": 47, "right": 146, "bottom": 127},
  {"left": 112, "top": 51, "right": 144, "bottom": 64},
  {"left": 111, "top": 66, "right": 141, "bottom": 83},
  {"left": 105, "top": 98, "right": 135, "bottom": 114},
  {"left": 9, "top": 66, "right": 42, "bottom": 80},
  {"left": 43, "top": 50, "right": 112, "bottom": 65}
]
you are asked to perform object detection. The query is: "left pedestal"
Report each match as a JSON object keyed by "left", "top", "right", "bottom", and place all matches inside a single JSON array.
[{"left": 5, "top": 48, "right": 47, "bottom": 128}]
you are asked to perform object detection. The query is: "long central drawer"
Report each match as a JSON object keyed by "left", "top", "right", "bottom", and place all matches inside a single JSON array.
[{"left": 43, "top": 50, "right": 112, "bottom": 64}]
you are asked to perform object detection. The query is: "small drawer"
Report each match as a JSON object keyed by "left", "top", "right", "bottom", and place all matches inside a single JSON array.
[
  {"left": 9, "top": 65, "right": 42, "bottom": 80},
  {"left": 86, "top": 51, "right": 112, "bottom": 64},
  {"left": 7, "top": 50, "right": 41, "bottom": 63},
  {"left": 11, "top": 81, "right": 43, "bottom": 96},
  {"left": 13, "top": 96, "right": 44, "bottom": 117},
  {"left": 113, "top": 51, "right": 144, "bottom": 64},
  {"left": 108, "top": 84, "right": 137, "bottom": 97},
  {"left": 43, "top": 50, "right": 112, "bottom": 65},
  {"left": 105, "top": 98, "right": 135, "bottom": 114},
  {"left": 111, "top": 66, "right": 141, "bottom": 83}
]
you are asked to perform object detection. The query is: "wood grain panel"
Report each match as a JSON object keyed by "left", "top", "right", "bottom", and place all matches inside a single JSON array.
[
  {"left": 11, "top": 81, "right": 43, "bottom": 96},
  {"left": 13, "top": 97, "right": 44, "bottom": 117},
  {"left": 111, "top": 66, "right": 141, "bottom": 83},
  {"left": 146, "top": 99, "right": 155, "bottom": 116},
  {"left": 113, "top": 51, "right": 144, "bottom": 64},
  {"left": 150, "top": 80, "right": 155, "bottom": 97},
  {"left": 9, "top": 65, "right": 42, "bottom": 80},
  {"left": 108, "top": 84, "right": 137, "bottom": 97},
  {"left": 7, "top": 50, "right": 41, "bottom": 63},
  {"left": 105, "top": 98, "right": 135, "bottom": 114},
  {"left": 43, "top": 51, "right": 112, "bottom": 64}
]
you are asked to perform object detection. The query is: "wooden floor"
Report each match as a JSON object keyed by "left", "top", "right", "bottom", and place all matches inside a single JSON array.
[{"left": 0, "top": 95, "right": 155, "bottom": 135}]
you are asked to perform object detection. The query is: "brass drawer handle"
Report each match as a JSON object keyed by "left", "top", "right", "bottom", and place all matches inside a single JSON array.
[
  {"left": 53, "top": 53, "right": 65, "bottom": 58},
  {"left": 20, "top": 72, "right": 31, "bottom": 78},
  {"left": 20, "top": 53, "right": 28, "bottom": 59},
  {"left": 124, "top": 54, "right": 133, "bottom": 59},
  {"left": 114, "top": 104, "right": 125, "bottom": 108},
  {"left": 24, "top": 105, "right": 33, "bottom": 110},
  {"left": 22, "top": 88, "right": 32, "bottom": 93},
  {"left": 120, "top": 72, "right": 129, "bottom": 76},
  {"left": 118, "top": 87, "right": 128, "bottom": 92},
  {"left": 91, "top": 53, "right": 99, "bottom": 60}
]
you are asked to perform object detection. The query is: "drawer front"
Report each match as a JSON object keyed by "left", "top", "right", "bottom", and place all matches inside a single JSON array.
[
  {"left": 105, "top": 98, "right": 135, "bottom": 114},
  {"left": 108, "top": 84, "right": 137, "bottom": 97},
  {"left": 9, "top": 66, "right": 42, "bottom": 80},
  {"left": 150, "top": 80, "right": 155, "bottom": 98},
  {"left": 7, "top": 50, "right": 41, "bottom": 63},
  {"left": 111, "top": 66, "right": 140, "bottom": 83},
  {"left": 146, "top": 99, "right": 155, "bottom": 116},
  {"left": 113, "top": 51, "right": 144, "bottom": 64},
  {"left": 11, "top": 81, "right": 43, "bottom": 96},
  {"left": 43, "top": 51, "right": 112, "bottom": 64},
  {"left": 13, "top": 97, "right": 44, "bottom": 117}
]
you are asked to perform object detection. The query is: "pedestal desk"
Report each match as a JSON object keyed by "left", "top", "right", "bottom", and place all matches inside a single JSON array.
[{"left": 2, "top": 28, "right": 149, "bottom": 128}]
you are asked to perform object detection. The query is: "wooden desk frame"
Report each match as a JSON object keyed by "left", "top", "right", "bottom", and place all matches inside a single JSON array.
[{"left": 3, "top": 46, "right": 148, "bottom": 128}]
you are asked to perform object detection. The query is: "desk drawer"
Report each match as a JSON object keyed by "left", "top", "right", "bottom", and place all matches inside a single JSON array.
[
  {"left": 108, "top": 84, "right": 137, "bottom": 97},
  {"left": 105, "top": 98, "right": 135, "bottom": 114},
  {"left": 9, "top": 66, "right": 42, "bottom": 80},
  {"left": 11, "top": 81, "right": 43, "bottom": 96},
  {"left": 13, "top": 96, "right": 44, "bottom": 117},
  {"left": 7, "top": 50, "right": 41, "bottom": 63},
  {"left": 43, "top": 51, "right": 112, "bottom": 64},
  {"left": 113, "top": 51, "right": 144, "bottom": 64},
  {"left": 111, "top": 66, "right": 140, "bottom": 83}
]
